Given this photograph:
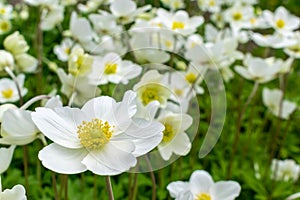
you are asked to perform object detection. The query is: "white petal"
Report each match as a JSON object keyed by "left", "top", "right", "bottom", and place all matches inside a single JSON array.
[
  {"left": 38, "top": 143, "right": 88, "bottom": 174},
  {"left": 1, "top": 185, "right": 27, "bottom": 200},
  {"left": 125, "top": 119, "right": 164, "bottom": 138},
  {"left": 234, "top": 66, "right": 252, "bottom": 80},
  {"left": 189, "top": 170, "right": 214, "bottom": 195},
  {"left": 132, "top": 134, "right": 163, "bottom": 157},
  {"left": 167, "top": 181, "right": 189, "bottom": 198},
  {"left": 32, "top": 108, "right": 81, "bottom": 148},
  {"left": 110, "top": 0, "right": 136, "bottom": 17},
  {"left": 0, "top": 145, "right": 15, "bottom": 174},
  {"left": 210, "top": 181, "right": 241, "bottom": 200},
  {"left": 172, "top": 133, "right": 191, "bottom": 156}
]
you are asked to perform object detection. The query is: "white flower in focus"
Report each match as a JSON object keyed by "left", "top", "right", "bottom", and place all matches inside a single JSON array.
[
  {"left": 32, "top": 91, "right": 164, "bottom": 175},
  {"left": 54, "top": 38, "right": 74, "bottom": 62},
  {"left": 0, "top": 177, "right": 27, "bottom": 200},
  {"left": 262, "top": 88, "right": 297, "bottom": 120},
  {"left": 57, "top": 68, "right": 101, "bottom": 106},
  {"left": 0, "top": 145, "right": 15, "bottom": 174},
  {"left": 156, "top": 8, "right": 204, "bottom": 36},
  {"left": 0, "top": 108, "right": 41, "bottom": 145},
  {"left": 271, "top": 159, "right": 300, "bottom": 182},
  {"left": 133, "top": 70, "right": 171, "bottom": 107},
  {"left": 167, "top": 170, "right": 241, "bottom": 200},
  {"left": 235, "top": 55, "right": 281, "bottom": 83},
  {"left": 89, "top": 52, "right": 142, "bottom": 85},
  {"left": 263, "top": 6, "right": 300, "bottom": 33},
  {"left": 157, "top": 112, "right": 192, "bottom": 160},
  {"left": 0, "top": 74, "right": 28, "bottom": 103}
]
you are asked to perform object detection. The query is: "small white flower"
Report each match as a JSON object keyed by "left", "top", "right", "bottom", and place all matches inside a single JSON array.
[
  {"left": 0, "top": 3, "right": 13, "bottom": 19},
  {"left": 57, "top": 68, "right": 101, "bottom": 106},
  {"left": 89, "top": 52, "right": 142, "bottom": 85},
  {"left": 157, "top": 112, "right": 192, "bottom": 160},
  {"left": 0, "top": 50, "right": 14, "bottom": 71},
  {"left": 0, "top": 74, "right": 28, "bottom": 103},
  {"left": 133, "top": 70, "right": 171, "bottom": 107},
  {"left": 54, "top": 38, "right": 74, "bottom": 62},
  {"left": 235, "top": 55, "right": 281, "bottom": 83},
  {"left": 4, "top": 31, "right": 29, "bottom": 56},
  {"left": 68, "top": 46, "right": 94, "bottom": 76},
  {"left": 167, "top": 170, "right": 241, "bottom": 200},
  {"left": 251, "top": 32, "right": 297, "bottom": 49},
  {"left": 89, "top": 13, "right": 122, "bottom": 36},
  {"left": 284, "top": 31, "right": 300, "bottom": 58},
  {"left": 156, "top": 8, "right": 204, "bottom": 36},
  {"left": 40, "top": 4, "right": 64, "bottom": 31},
  {"left": 224, "top": 3, "right": 254, "bottom": 29},
  {"left": 161, "top": 0, "right": 185, "bottom": 11},
  {"left": 0, "top": 145, "right": 15, "bottom": 174},
  {"left": 198, "top": 0, "right": 222, "bottom": 13},
  {"left": 271, "top": 159, "right": 300, "bottom": 182},
  {"left": 263, "top": 6, "right": 300, "bottom": 33},
  {"left": 262, "top": 88, "right": 297, "bottom": 120},
  {"left": 0, "top": 19, "right": 11, "bottom": 35},
  {"left": 32, "top": 91, "right": 164, "bottom": 175},
  {"left": 0, "top": 177, "right": 27, "bottom": 200}
]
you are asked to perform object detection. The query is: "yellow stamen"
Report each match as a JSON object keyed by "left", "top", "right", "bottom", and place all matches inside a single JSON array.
[
  {"left": 104, "top": 63, "right": 118, "bottom": 74},
  {"left": 77, "top": 119, "right": 113, "bottom": 150},
  {"left": 276, "top": 19, "right": 285, "bottom": 29},
  {"left": 172, "top": 21, "right": 185, "bottom": 30},
  {"left": 195, "top": 193, "right": 212, "bottom": 200},
  {"left": 162, "top": 123, "right": 174, "bottom": 143},
  {"left": 232, "top": 12, "right": 242, "bottom": 21},
  {"left": 1, "top": 88, "right": 13, "bottom": 99},
  {"left": 141, "top": 86, "right": 160, "bottom": 106},
  {"left": 185, "top": 73, "right": 197, "bottom": 84}
]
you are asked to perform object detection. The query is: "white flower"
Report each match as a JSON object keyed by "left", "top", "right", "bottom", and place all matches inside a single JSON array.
[
  {"left": 235, "top": 55, "right": 281, "bottom": 83},
  {"left": 157, "top": 112, "right": 192, "bottom": 160},
  {"left": 0, "top": 145, "right": 15, "bottom": 174},
  {"left": 0, "top": 108, "right": 41, "bottom": 145},
  {"left": 185, "top": 34, "right": 203, "bottom": 50},
  {"left": 133, "top": 70, "right": 171, "bottom": 107},
  {"left": 198, "top": 0, "right": 222, "bottom": 13},
  {"left": 262, "top": 88, "right": 297, "bottom": 120},
  {"left": 14, "top": 53, "right": 38, "bottom": 73},
  {"left": 89, "top": 52, "right": 142, "bottom": 85},
  {"left": 0, "top": 50, "right": 14, "bottom": 71},
  {"left": 40, "top": 4, "right": 64, "bottom": 31},
  {"left": 0, "top": 19, "right": 11, "bottom": 35},
  {"left": 4, "top": 31, "right": 29, "bottom": 56},
  {"left": 0, "top": 3, "right": 13, "bottom": 19},
  {"left": 287, "top": 192, "right": 300, "bottom": 200},
  {"left": 271, "top": 159, "right": 300, "bottom": 182},
  {"left": 167, "top": 170, "right": 241, "bottom": 200},
  {"left": 263, "top": 6, "right": 300, "bottom": 33},
  {"left": 0, "top": 177, "right": 27, "bottom": 200},
  {"left": 110, "top": 0, "right": 151, "bottom": 24},
  {"left": 0, "top": 104, "right": 17, "bottom": 122},
  {"left": 0, "top": 74, "right": 28, "bottom": 103},
  {"left": 32, "top": 91, "right": 164, "bottom": 175},
  {"left": 57, "top": 68, "right": 101, "bottom": 106},
  {"left": 224, "top": 3, "right": 254, "bottom": 29},
  {"left": 161, "top": 0, "right": 185, "bottom": 11},
  {"left": 251, "top": 32, "right": 297, "bottom": 49},
  {"left": 284, "top": 31, "right": 300, "bottom": 58},
  {"left": 68, "top": 46, "right": 94, "bottom": 76},
  {"left": 89, "top": 13, "right": 122, "bottom": 36},
  {"left": 156, "top": 9, "right": 204, "bottom": 36},
  {"left": 54, "top": 38, "right": 74, "bottom": 62}
]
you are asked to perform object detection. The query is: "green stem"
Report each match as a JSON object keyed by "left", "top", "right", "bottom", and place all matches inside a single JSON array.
[
  {"left": 105, "top": 176, "right": 114, "bottom": 200},
  {"left": 52, "top": 172, "right": 59, "bottom": 200},
  {"left": 23, "top": 145, "right": 29, "bottom": 196},
  {"left": 145, "top": 155, "right": 156, "bottom": 200}
]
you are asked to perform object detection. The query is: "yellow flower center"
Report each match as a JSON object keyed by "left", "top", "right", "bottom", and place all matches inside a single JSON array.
[
  {"left": 77, "top": 119, "right": 113, "bottom": 150},
  {"left": 276, "top": 19, "right": 285, "bottom": 29},
  {"left": 165, "top": 40, "right": 173, "bottom": 48},
  {"left": 0, "top": 20, "right": 10, "bottom": 32},
  {"left": 250, "top": 18, "right": 256, "bottom": 25},
  {"left": 162, "top": 123, "right": 174, "bottom": 143},
  {"left": 0, "top": 8, "right": 6, "bottom": 15},
  {"left": 172, "top": 21, "right": 185, "bottom": 30},
  {"left": 185, "top": 73, "right": 197, "bottom": 84},
  {"left": 104, "top": 62, "right": 118, "bottom": 74},
  {"left": 195, "top": 193, "right": 212, "bottom": 200},
  {"left": 232, "top": 12, "right": 242, "bottom": 21},
  {"left": 141, "top": 85, "right": 160, "bottom": 106},
  {"left": 1, "top": 88, "right": 13, "bottom": 99},
  {"left": 209, "top": 0, "right": 215, "bottom": 6},
  {"left": 174, "top": 88, "right": 184, "bottom": 96},
  {"left": 64, "top": 47, "right": 71, "bottom": 55}
]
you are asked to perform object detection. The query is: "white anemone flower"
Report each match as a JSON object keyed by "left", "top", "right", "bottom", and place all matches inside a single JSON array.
[
  {"left": 133, "top": 70, "right": 171, "bottom": 107},
  {"left": 0, "top": 108, "right": 41, "bottom": 145},
  {"left": 57, "top": 68, "right": 101, "bottom": 106},
  {"left": 235, "top": 55, "right": 281, "bottom": 83},
  {"left": 161, "top": 0, "right": 185, "bottom": 11},
  {"left": 32, "top": 91, "right": 164, "bottom": 175},
  {"left": 156, "top": 8, "right": 204, "bottom": 36},
  {"left": 89, "top": 13, "right": 122, "bottom": 36},
  {"left": 167, "top": 170, "right": 241, "bottom": 200},
  {"left": 224, "top": 3, "right": 254, "bottom": 29},
  {"left": 263, "top": 6, "right": 300, "bottom": 33},
  {"left": 262, "top": 88, "right": 297, "bottom": 120},
  {"left": 88, "top": 52, "right": 142, "bottom": 85},
  {"left": 0, "top": 177, "right": 27, "bottom": 200},
  {"left": 198, "top": 0, "right": 222, "bottom": 13},
  {"left": 284, "top": 31, "right": 300, "bottom": 58},
  {"left": 0, "top": 145, "right": 15, "bottom": 174},
  {"left": 271, "top": 159, "right": 300, "bottom": 182},
  {"left": 0, "top": 74, "right": 28, "bottom": 103},
  {"left": 54, "top": 38, "right": 74, "bottom": 62},
  {"left": 251, "top": 32, "right": 297, "bottom": 49},
  {"left": 157, "top": 112, "right": 192, "bottom": 160}
]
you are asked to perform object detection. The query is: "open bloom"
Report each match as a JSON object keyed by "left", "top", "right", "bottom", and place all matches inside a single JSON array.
[
  {"left": 167, "top": 170, "right": 241, "bottom": 200},
  {"left": 0, "top": 145, "right": 15, "bottom": 174},
  {"left": 262, "top": 88, "right": 297, "bottom": 120},
  {"left": 0, "top": 177, "right": 27, "bottom": 200},
  {"left": 89, "top": 52, "right": 142, "bottom": 85},
  {"left": 0, "top": 74, "right": 27, "bottom": 103},
  {"left": 157, "top": 112, "right": 192, "bottom": 160},
  {"left": 271, "top": 159, "right": 300, "bottom": 182},
  {"left": 32, "top": 91, "right": 164, "bottom": 175}
]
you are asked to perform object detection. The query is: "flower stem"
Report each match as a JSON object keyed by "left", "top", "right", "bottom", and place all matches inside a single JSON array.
[
  {"left": 145, "top": 155, "right": 156, "bottom": 200},
  {"left": 23, "top": 145, "right": 29, "bottom": 195},
  {"left": 227, "top": 81, "right": 259, "bottom": 178},
  {"left": 52, "top": 172, "right": 59, "bottom": 200},
  {"left": 105, "top": 176, "right": 115, "bottom": 200},
  {"left": 20, "top": 95, "right": 51, "bottom": 110}
]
